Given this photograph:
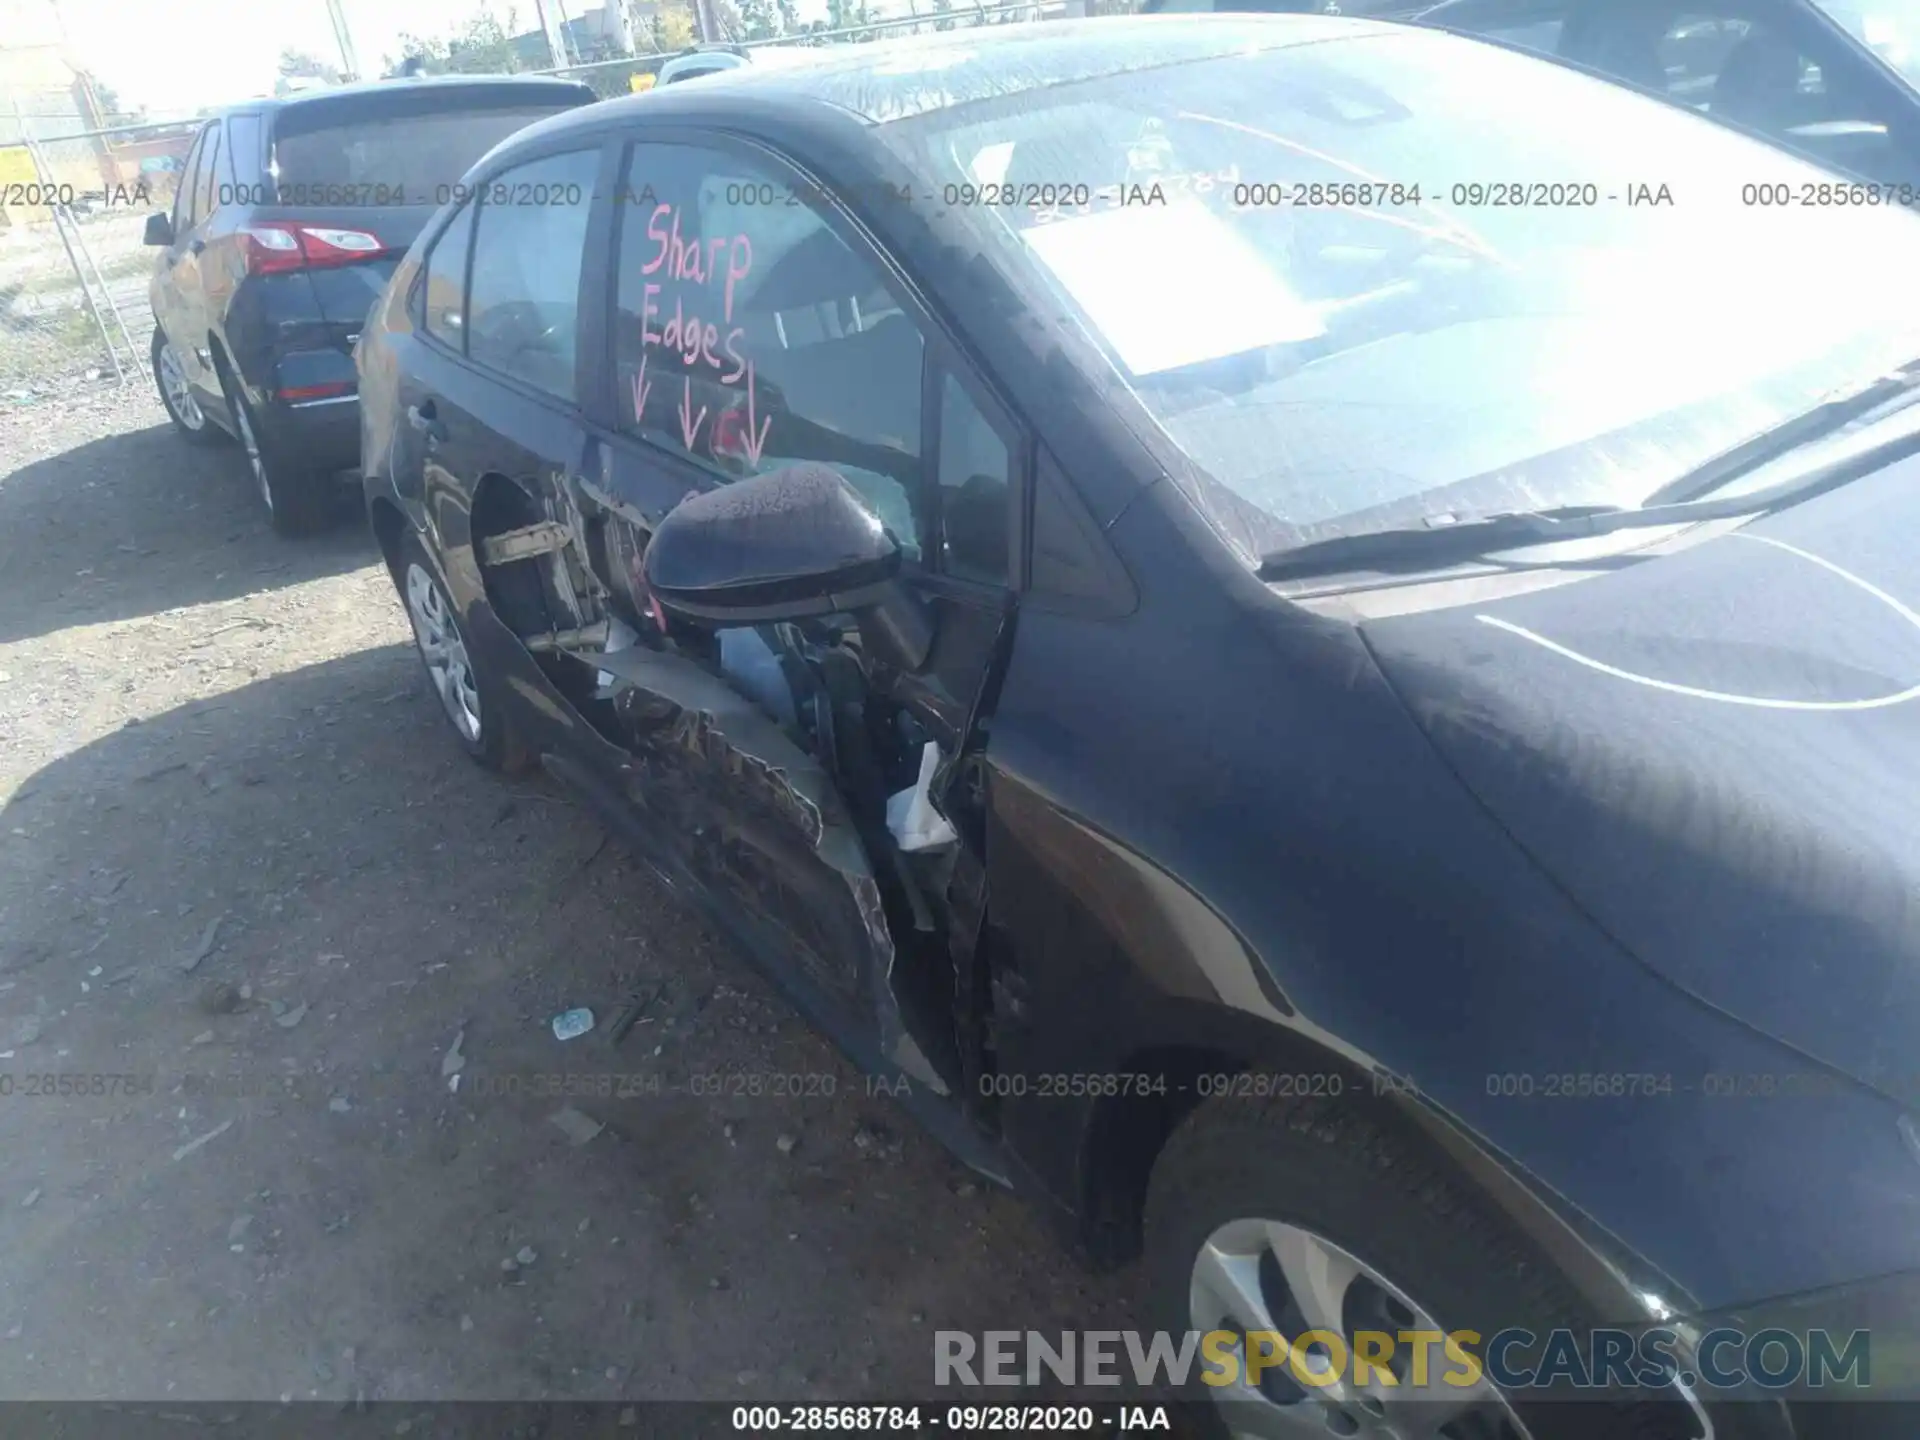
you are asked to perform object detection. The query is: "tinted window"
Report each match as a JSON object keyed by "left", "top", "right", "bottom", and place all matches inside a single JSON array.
[
  {"left": 193, "top": 124, "right": 221, "bottom": 223},
  {"left": 271, "top": 105, "right": 582, "bottom": 205},
  {"left": 173, "top": 126, "right": 209, "bottom": 230},
  {"left": 937, "top": 374, "right": 1012, "bottom": 583},
  {"left": 466, "top": 149, "right": 598, "bottom": 399},
  {"left": 1625, "top": 8, "right": 1898, "bottom": 173},
  {"left": 422, "top": 203, "right": 474, "bottom": 347},
  {"left": 226, "top": 115, "right": 262, "bottom": 186},
  {"left": 612, "top": 143, "right": 928, "bottom": 561}
]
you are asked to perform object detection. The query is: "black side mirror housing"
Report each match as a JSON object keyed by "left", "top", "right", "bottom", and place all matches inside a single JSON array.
[
  {"left": 143, "top": 212, "right": 174, "bottom": 247},
  {"left": 643, "top": 463, "right": 934, "bottom": 671}
]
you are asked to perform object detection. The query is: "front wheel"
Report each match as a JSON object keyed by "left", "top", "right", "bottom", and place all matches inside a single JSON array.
[
  {"left": 396, "top": 531, "right": 528, "bottom": 774},
  {"left": 1144, "top": 1094, "right": 1696, "bottom": 1440}
]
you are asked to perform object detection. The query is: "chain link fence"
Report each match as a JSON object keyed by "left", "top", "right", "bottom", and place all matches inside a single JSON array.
[
  {"left": 0, "top": 0, "right": 1131, "bottom": 398},
  {"left": 0, "top": 118, "right": 192, "bottom": 395}
]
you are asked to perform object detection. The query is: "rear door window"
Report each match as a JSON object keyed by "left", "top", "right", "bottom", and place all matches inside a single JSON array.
[
  {"left": 422, "top": 202, "right": 475, "bottom": 348},
  {"left": 610, "top": 141, "right": 932, "bottom": 562},
  {"left": 465, "top": 148, "right": 599, "bottom": 400},
  {"left": 270, "top": 103, "right": 584, "bottom": 206}
]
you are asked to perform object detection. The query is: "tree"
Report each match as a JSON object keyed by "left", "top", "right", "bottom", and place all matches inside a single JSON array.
[
  {"left": 390, "top": 7, "right": 524, "bottom": 76},
  {"left": 733, "top": 0, "right": 782, "bottom": 40},
  {"left": 277, "top": 48, "right": 341, "bottom": 82},
  {"left": 651, "top": 4, "right": 697, "bottom": 50},
  {"left": 826, "top": 0, "right": 876, "bottom": 34}
]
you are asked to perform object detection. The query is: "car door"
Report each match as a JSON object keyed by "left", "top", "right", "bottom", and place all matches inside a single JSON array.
[
  {"left": 574, "top": 132, "right": 1027, "bottom": 1092},
  {"left": 154, "top": 122, "right": 218, "bottom": 402},
  {"left": 396, "top": 141, "right": 608, "bottom": 742}
]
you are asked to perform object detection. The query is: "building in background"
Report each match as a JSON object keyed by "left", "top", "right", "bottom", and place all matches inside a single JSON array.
[
  {"left": 509, "top": 3, "right": 660, "bottom": 67},
  {"left": 0, "top": 0, "right": 108, "bottom": 229}
]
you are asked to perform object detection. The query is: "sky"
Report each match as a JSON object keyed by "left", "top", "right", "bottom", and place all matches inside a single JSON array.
[{"left": 36, "top": 0, "right": 554, "bottom": 116}]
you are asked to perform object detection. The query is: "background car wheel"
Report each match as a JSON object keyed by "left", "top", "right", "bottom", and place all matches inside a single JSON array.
[
  {"left": 152, "top": 330, "right": 224, "bottom": 446},
  {"left": 1144, "top": 1093, "right": 1697, "bottom": 1440},
  {"left": 216, "top": 361, "right": 334, "bottom": 537},
  {"left": 396, "top": 532, "right": 529, "bottom": 774}
]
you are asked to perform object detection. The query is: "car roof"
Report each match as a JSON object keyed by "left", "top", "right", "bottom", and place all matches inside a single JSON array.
[
  {"left": 506, "top": 14, "right": 1403, "bottom": 139},
  {"left": 218, "top": 73, "right": 596, "bottom": 120}
]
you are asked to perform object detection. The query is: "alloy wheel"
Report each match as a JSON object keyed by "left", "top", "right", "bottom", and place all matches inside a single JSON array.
[
  {"left": 404, "top": 561, "right": 483, "bottom": 745},
  {"left": 158, "top": 341, "right": 204, "bottom": 430},
  {"left": 1189, "top": 1218, "right": 1533, "bottom": 1440}
]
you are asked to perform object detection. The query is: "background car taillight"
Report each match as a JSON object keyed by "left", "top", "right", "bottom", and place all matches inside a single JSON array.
[{"left": 240, "top": 225, "right": 387, "bottom": 276}]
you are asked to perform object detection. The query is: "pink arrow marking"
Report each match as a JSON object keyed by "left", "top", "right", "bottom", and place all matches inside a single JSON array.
[
  {"left": 739, "top": 360, "right": 771, "bottom": 469},
  {"left": 678, "top": 376, "right": 707, "bottom": 452},
  {"left": 632, "top": 355, "right": 653, "bottom": 422}
]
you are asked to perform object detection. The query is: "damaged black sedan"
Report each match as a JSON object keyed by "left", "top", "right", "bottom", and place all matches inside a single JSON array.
[{"left": 359, "top": 16, "right": 1920, "bottom": 1440}]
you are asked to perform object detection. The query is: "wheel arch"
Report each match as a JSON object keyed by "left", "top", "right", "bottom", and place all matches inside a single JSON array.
[
  {"left": 1077, "top": 1013, "right": 1677, "bottom": 1328},
  {"left": 368, "top": 494, "right": 409, "bottom": 582}
]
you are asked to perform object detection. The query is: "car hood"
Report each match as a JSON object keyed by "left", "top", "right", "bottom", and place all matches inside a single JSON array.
[{"left": 1359, "top": 454, "right": 1920, "bottom": 1099}]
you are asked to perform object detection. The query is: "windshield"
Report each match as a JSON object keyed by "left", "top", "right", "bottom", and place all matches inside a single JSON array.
[
  {"left": 1811, "top": 1, "right": 1920, "bottom": 86},
  {"left": 882, "top": 22, "right": 1920, "bottom": 559}
]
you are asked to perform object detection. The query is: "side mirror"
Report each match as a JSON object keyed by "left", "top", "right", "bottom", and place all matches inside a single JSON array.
[
  {"left": 643, "top": 462, "right": 934, "bottom": 671},
  {"left": 143, "top": 211, "right": 174, "bottom": 247}
]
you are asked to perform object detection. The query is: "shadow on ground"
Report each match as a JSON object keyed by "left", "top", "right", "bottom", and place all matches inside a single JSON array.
[
  {"left": 0, "top": 417, "right": 373, "bottom": 646},
  {"left": 0, "top": 649, "right": 1132, "bottom": 1400}
]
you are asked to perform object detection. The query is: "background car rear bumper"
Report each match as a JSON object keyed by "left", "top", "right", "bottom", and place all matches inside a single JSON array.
[{"left": 272, "top": 389, "right": 361, "bottom": 477}]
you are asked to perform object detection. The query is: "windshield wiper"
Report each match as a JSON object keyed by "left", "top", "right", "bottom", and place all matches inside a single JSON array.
[
  {"left": 1258, "top": 503, "right": 1649, "bottom": 581},
  {"left": 1643, "top": 357, "right": 1920, "bottom": 506},
  {"left": 1259, "top": 361, "right": 1920, "bottom": 584}
]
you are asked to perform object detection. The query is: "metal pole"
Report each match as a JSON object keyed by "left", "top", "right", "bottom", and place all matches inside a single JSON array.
[
  {"left": 32, "top": 134, "right": 145, "bottom": 380},
  {"left": 9, "top": 100, "right": 127, "bottom": 385},
  {"left": 324, "top": 0, "right": 363, "bottom": 79}
]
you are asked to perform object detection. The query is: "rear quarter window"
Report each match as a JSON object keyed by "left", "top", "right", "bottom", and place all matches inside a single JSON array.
[{"left": 270, "top": 104, "right": 583, "bottom": 206}]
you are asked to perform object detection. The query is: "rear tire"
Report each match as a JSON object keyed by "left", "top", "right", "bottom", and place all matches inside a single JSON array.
[
  {"left": 218, "top": 358, "right": 335, "bottom": 537},
  {"left": 1143, "top": 1093, "right": 1701, "bottom": 1440},
  {"left": 152, "top": 329, "right": 224, "bottom": 445},
  {"left": 396, "top": 530, "right": 530, "bottom": 775}
]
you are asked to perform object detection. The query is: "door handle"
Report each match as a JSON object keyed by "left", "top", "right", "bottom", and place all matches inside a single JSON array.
[{"left": 407, "top": 403, "right": 447, "bottom": 444}]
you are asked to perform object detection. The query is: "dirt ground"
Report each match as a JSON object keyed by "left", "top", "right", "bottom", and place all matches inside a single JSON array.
[{"left": 0, "top": 383, "right": 1139, "bottom": 1404}]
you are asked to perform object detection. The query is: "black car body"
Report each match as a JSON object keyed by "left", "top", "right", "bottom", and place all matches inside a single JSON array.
[
  {"left": 144, "top": 75, "right": 595, "bottom": 534},
  {"left": 360, "top": 17, "right": 1920, "bottom": 1437},
  {"left": 1146, "top": 0, "right": 1920, "bottom": 186}
]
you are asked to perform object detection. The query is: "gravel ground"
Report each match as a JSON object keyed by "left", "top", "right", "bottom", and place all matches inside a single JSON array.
[{"left": 0, "top": 384, "right": 1138, "bottom": 1403}]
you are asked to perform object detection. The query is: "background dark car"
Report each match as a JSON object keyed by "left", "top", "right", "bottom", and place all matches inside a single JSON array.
[
  {"left": 1146, "top": 0, "right": 1920, "bottom": 185},
  {"left": 144, "top": 75, "right": 596, "bottom": 535},
  {"left": 360, "top": 16, "right": 1920, "bottom": 1439}
]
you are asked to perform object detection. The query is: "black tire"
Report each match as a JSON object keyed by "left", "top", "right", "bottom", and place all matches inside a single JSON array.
[
  {"left": 395, "top": 530, "right": 530, "bottom": 775},
  {"left": 216, "top": 358, "right": 336, "bottom": 537},
  {"left": 151, "top": 328, "right": 225, "bottom": 446},
  {"left": 1144, "top": 1093, "right": 1700, "bottom": 1440}
]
